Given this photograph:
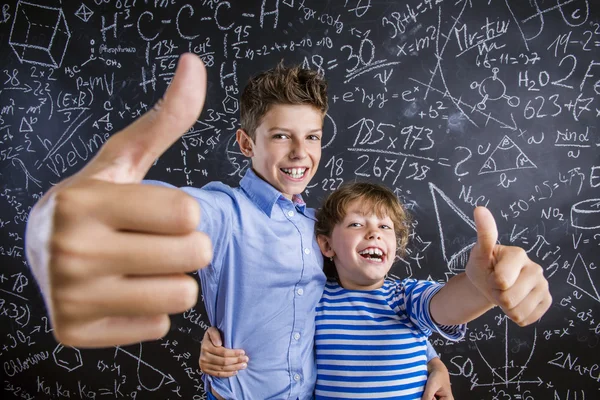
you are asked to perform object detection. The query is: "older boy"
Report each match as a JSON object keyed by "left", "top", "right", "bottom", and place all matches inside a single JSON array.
[{"left": 27, "top": 54, "right": 454, "bottom": 399}]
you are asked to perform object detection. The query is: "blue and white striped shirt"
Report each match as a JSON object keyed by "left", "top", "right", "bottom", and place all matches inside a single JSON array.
[{"left": 315, "top": 279, "right": 466, "bottom": 400}]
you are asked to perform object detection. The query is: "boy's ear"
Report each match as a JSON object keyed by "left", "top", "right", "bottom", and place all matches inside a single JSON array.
[
  {"left": 317, "top": 234, "right": 335, "bottom": 258},
  {"left": 236, "top": 129, "right": 254, "bottom": 157}
]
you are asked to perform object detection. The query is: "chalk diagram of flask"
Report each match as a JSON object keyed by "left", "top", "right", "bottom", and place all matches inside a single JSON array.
[{"left": 429, "top": 183, "right": 478, "bottom": 273}]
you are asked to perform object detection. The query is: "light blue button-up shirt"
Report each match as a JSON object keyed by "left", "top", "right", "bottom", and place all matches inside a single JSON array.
[{"left": 147, "top": 169, "right": 326, "bottom": 399}]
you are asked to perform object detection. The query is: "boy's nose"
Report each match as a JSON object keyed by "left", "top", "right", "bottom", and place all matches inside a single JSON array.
[
  {"left": 367, "top": 230, "right": 381, "bottom": 240},
  {"left": 290, "top": 140, "right": 307, "bottom": 159}
]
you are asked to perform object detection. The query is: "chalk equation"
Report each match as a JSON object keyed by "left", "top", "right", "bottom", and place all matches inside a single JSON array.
[{"left": 1, "top": 0, "right": 598, "bottom": 398}]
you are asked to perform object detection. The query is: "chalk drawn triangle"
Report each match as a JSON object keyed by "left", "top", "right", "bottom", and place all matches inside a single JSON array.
[
  {"left": 567, "top": 253, "right": 600, "bottom": 303},
  {"left": 19, "top": 117, "right": 33, "bottom": 132},
  {"left": 429, "top": 183, "right": 477, "bottom": 272},
  {"left": 479, "top": 135, "right": 537, "bottom": 174}
]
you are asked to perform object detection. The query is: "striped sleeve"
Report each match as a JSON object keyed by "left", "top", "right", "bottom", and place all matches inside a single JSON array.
[{"left": 390, "top": 279, "right": 466, "bottom": 341}]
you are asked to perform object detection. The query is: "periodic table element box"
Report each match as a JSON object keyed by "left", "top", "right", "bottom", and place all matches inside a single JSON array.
[{"left": 9, "top": 1, "right": 71, "bottom": 68}]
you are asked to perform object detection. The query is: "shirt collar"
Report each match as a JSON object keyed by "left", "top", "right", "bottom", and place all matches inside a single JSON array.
[{"left": 240, "top": 168, "right": 307, "bottom": 217}]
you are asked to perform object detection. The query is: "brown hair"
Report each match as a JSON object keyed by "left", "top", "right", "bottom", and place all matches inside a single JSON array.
[
  {"left": 240, "top": 62, "right": 328, "bottom": 140},
  {"left": 315, "top": 182, "right": 411, "bottom": 280}
]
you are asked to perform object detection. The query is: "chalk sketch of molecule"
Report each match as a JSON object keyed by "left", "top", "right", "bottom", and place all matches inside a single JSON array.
[
  {"left": 9, "top": 1, "right": 71, "bottom": 68},
  {"left": 53, "top": 344, "right": 83, "bottom": 372},
  {"left": 470, "top": 67, "right": 520, "bottom": 110}
]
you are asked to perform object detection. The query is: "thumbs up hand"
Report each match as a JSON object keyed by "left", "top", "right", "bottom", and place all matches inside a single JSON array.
[
  {"left": 25, "top": 54, "right": 212, "bottom": 347},
  {"left": 465, "top": 207, "right": 552, "bottom": 326}
]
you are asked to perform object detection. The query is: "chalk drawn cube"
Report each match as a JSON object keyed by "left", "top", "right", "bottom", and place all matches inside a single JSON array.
[{"left": 9, "top": 1, "right": 71, "bottom": 68}]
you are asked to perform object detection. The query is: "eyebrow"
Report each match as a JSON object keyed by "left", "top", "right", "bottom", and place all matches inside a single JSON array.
[
  {"left": 268, "top": 127, "right": 322, "bottom": 133},
  {"left": 346, "top": 210, "right": 391, "bottom": 219}
]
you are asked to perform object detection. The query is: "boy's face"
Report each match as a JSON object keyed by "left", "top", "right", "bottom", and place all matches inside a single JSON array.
[
  {"left": 238, "top": 104, "right": 323, "bottom": 199},
  {"left": 318, "top": 200, "right": 397, "bottom": 290}
]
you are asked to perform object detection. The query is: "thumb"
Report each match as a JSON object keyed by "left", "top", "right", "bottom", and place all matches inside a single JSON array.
[
  {"left": 80, "top": 53, "right": 207, "bottom": 183},
  {"left": 473, "top": 206, "right": 498, "bottom": 259},
  {"left": 207, "top": 326, "right": 223, "bottom": 347}
]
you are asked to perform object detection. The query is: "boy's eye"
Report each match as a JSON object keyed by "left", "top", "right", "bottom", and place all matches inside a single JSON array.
[
  {"left": 273, "top": 134, "right": 288, "bottom": 139},
  {"left": 307, "top": 134, "right": 321, "bottom": 141},
  {"left": 381, "top": 224, "right": 392, "bottom": 230},
  {"left": 348, "top": 222, "right": 362, "bottom": 227}
]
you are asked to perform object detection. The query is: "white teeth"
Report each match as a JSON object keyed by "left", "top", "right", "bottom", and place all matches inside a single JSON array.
[
  {"left": 359, "top": 248, "right": 384, "bottom": 257},
  {"left": 282, "top": 168, "right": 306, "bottom": 179}
]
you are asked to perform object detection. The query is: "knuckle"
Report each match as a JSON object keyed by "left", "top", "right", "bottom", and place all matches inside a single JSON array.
[
  {"left": 53, "top": 325, "right": 82, "bottom": 347},
  {"left": 175, "top": 278, "right": 199, "bottom": 311},
  {"left": 49, "top": 246, "right": 86, "bottom": 281},
  {"left": 188, "top": 232, "right": 213, "bottom": 269},
  {"left": 509, "top": 311, "right": 525, "bottom": 326},
  {"left": 534, "top": 263, "right": 544, "bottom": 277},
  {"left": 53, "top": 186, "right": 90, "bottom": 222},
  {"left": 492, "top": 273, "right": 510, "bottom": 290},
  {"left": 497, "top": 292, "right": 515, "bottom": 310},
  {"left": 51, "top": 288, "right": 88, "bottom": 322},
  {"left": 513, "top": 246, "right": 527, "bottom": 259},
  {"left": 152, "top": 316, "right": 171, "bottom": 339},
  {"left": 173, "top": 193, "right": 201, "bottom": 231}
]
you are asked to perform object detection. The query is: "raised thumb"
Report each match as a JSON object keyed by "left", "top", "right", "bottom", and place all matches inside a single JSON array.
[
  {"left": 80, "top": 53, "right": 207, "bottom": 183},
  {"left": 473, "top": 206, "right": 498, "bottom": 259}
]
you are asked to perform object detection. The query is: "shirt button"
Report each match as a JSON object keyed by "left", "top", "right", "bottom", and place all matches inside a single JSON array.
[
  {"left": 293, "top": 374, "right": 301, "bottom": 382},
  {"left": 293, "top": 332, "right": 301, "bottom": 340},
  {"left": 287, "top": 210, "right": 294, "bottom": 217},
  {"left": 297, "top": 288, "right": 304, "bottom": 296},
  {"left": 304, "top": 248, "right": 310, "bottom": 254}
]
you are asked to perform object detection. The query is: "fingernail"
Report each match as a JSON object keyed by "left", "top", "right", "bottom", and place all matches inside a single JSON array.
[
  {"left": 241, "top": 363, "right": 247, "bottom": 369},
  {"left": 243, "top": 356, "right": 249, "bottom": 363},
  {"left": 238, "top": 350, "right": 245, "bottom": 356}
]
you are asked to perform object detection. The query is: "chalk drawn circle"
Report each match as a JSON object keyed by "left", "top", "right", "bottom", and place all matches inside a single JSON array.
[
  {"left": 479, "top": 76, "right": 506, "bottom": 101},
  {"left": 570, "top": 199, "right": 600, "bottom": 230}
]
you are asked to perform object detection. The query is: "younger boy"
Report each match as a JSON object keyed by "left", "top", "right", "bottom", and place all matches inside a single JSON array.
[{"left": 311, "top": 182, "right": 551, "bottom": 399}]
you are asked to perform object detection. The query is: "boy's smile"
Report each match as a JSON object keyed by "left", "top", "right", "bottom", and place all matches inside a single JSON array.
[
  {"left": 237, "top": 104, "right": 323, "bottom": 199},
  {"left": 319, "top": 200, "right": 397, "bottom": 290}
]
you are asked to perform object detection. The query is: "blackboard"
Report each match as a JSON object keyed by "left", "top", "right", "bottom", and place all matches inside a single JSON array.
[{"left": 1, "top": 0, "right": 599, "bottom": 398}]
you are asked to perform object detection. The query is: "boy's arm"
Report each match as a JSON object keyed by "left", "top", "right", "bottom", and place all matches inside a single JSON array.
[
  {"left": 422, "top": 357, "right": 454, "bottom": 400},
  {"left": 430, "top": 207, "right": 552, "bottom": 326},
  {"left": 199, "top": 327, "right": 249, "bottom": 378},
  {"left": 25, "top": 54, "right": 212, "bottom": 347}
]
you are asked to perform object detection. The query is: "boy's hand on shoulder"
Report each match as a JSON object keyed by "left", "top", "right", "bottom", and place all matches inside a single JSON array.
[
  {"left": 26, "top": 54, "right": 213, "bottom": 347},
  {"left": 465, "top": 207, "right": 552, "bottom": 327}
]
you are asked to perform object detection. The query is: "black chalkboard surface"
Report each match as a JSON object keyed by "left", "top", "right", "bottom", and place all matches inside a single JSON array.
[{"left": 1, "top": 0, "right": 599, "bottom": 398}]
